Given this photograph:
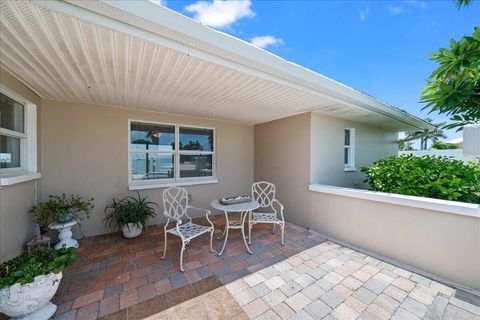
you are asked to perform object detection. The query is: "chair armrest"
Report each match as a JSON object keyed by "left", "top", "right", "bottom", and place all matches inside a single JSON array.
[
  {"left": 272, "top": 199, "right": 285, "bottom": 220},
  {"left": 272, "top": 199, "right": 284, "bottom": 211}
]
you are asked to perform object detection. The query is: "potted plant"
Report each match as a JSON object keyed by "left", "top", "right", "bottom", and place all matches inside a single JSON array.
[
  {"left": 104, "top": 192, "right": 157, "bottom": 238},
  {"left": 0, "top": 247, "right": 76, "bottom": 320},
  {"left": 30, "top": 194, "right": 94, "bottom": 227}
]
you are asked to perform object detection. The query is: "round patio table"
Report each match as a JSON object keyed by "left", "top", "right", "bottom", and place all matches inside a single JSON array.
[{"left": 211, "top": 199, "right": 260, "bottom": 256}]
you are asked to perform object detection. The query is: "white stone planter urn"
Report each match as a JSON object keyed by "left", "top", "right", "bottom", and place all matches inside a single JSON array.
[
  {"left": 0, "top": 271, "right": 62, "bottom": 320},
  {"left": 122, "top": 223, "right": 143, "bottom": 238}
]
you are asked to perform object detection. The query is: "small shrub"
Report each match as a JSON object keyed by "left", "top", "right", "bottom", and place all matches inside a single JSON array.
[
  {"left": 361, "top": 155, "right": 480, "bottom": 203},
  {"left": 0, "top": 247, "right": 76, "bottom": 289},
  {"left": 431, "top": 141, "right": 460, "bottom": 150}
]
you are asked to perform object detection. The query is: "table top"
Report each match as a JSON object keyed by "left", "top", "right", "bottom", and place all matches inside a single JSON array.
[{"left": 211, "top": 199, "right": 260, "bottom": 212}]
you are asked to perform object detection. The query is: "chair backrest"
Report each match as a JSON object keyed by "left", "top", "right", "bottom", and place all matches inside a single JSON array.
[
  {"left": 252, "top": 181, "right": 275, "bottom": 208},
  {"left": 163, "top": 187, "right": 188, "bottom": 220}
]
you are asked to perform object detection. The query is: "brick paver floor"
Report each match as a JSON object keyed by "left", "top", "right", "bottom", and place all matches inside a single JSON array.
[
  {"left": 51, "top": 216, "right": 325, "bottom": 320},
  {"left": 19, "top": 214, "right": 478, "bottom": 320},
  {"left": 227, "top": 241, "right": 480, "bottom": 320}
]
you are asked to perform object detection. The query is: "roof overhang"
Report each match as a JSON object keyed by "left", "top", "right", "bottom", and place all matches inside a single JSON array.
[{"left": 0, "top": 0, "right": 434, "bottom": 131}]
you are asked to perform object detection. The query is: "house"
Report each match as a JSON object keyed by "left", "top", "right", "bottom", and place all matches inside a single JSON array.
[{"left": 1, "top": 0, "right": 478, "bottom": 297}]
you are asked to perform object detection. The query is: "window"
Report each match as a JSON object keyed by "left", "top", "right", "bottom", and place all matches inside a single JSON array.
[
  {"left": 0, "top": 87, "right": 39, "bottom": 186},
  {"left": 129, "top": 121, "right": 215, "bottom": 189},
  {"left": 344, "top": 128, "right": 355, "bottom": 171},
  {"left": 0, "top": 93, "right": 24, "bottom": 170}
]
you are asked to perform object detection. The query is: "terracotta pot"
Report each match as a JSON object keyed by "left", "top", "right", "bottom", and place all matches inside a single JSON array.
[
  {"left": 122, "top": 223, "right": 143, "bottom": 238},
  {"left": 0, "top": 272, "right": 62, "bottom": 320}
]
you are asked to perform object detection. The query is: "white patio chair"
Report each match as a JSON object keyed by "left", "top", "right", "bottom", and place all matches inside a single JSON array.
[
  {"left": 248, "top": 181, "right": 285, "bottom": 245},
  {"left": 161, "top": 187, "right": 214, "bottom": 271}
]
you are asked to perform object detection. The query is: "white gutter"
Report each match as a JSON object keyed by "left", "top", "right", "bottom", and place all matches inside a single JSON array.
[{"left": 35, "top": 0, "right": 433, "bottom": 131}]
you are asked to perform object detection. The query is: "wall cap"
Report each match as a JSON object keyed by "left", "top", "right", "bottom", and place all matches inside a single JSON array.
[{"left": 309, "top": 184, "right": 479, "bottom": 218}]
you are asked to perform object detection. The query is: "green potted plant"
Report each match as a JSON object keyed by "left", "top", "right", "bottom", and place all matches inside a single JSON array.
[
  {"left": 30, "top": 194, "right": 94, "bottom": 227},
  {"left": 0, "top": 247, "right": 76, "bottom": 320},
  {"left": 104, "top": 192, "right": 157, "bottom": 238}
]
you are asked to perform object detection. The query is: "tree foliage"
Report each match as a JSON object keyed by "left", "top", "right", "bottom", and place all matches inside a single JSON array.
[
  {"left": 361, "top": 155, "right": 480, "bottom": 203},
  {"left": 431, "top": 141, "right": 460, "bottom": 150},
  {"left": 403, "top": 118, "right": 447, "bottom": 150},
  {"left": 421, "top": 27, "right": 480, "bottom": 130}
]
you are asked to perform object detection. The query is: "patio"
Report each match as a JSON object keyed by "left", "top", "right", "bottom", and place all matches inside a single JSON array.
[{"left": 46, "top": 216, "right": 480, "bottom": 320}]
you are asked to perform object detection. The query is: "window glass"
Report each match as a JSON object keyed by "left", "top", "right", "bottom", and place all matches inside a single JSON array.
[
  {"left": 344, "top": 148, "right": 349, "bottom": 165},
  {"left": 130, "top": 122, "right": 175, "bottom": 151},
  {"left": 180, "top": 154, "right": 213, "bottom": 178},
  {"left": 344, "top": 129, "right": 350, "bottom": 146},
  {"left": 0, "top": 136, "right": 21, "bottom": 168},
  {"left": 0, "top": 93, "right": 24, "bottom": 133},
  {"left": 179, "top": 127, "right": 214, "bottom": 151},
  {"left": 131, "top": 153, "right": 174, "bottom": 180}
]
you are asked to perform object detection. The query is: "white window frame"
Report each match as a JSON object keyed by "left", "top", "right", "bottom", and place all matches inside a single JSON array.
[
  {"left": 0, "top": 85, "right": 40, "bottom": 186},
  {"left": 128, "top": 119, "right": 217, "bottom": 190},
  {"left": 344, "top": 128, "right": 356, "bottom": 172}
]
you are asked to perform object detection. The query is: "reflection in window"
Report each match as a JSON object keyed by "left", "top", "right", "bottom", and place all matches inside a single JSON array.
[
  {"left": 131, "top": 153, "right": 174, "bottom": 180},
  {"left": 130, "top": 122, "right": 175, "bottom": 152},
  {"left": 0, "top": 93, "right": 24, "bottom": 133},
  {"left": 129, "top": 122, "right": 215, "bottom": 185},
  {"left": 0, "top": 136, "right": 21, "bottom": 169},
  {"left": 179, "top": 127, "right": 213, "bottom": 151},
  {"left": 180, "top": 155, "right": 213, "bottom": 178}
]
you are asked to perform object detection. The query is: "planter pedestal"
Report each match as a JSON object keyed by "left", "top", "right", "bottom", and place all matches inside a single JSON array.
[
  {"left": 18, "top": 302, "right": 56, "bottom": 320},
  {"left": 49, "top": 220, "right": 79, "bottom": 249}
]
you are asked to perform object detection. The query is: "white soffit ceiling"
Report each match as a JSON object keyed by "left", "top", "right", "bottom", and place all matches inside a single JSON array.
[{"left": 0, "top": 1, "right": 428, "bottom": 130}]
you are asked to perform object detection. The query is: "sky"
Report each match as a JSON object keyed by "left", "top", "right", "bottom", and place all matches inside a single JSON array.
[{"left": 156, "top": 0, "right": 479, "bottom": 142}]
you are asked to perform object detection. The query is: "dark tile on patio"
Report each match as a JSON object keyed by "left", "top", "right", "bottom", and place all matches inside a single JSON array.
[{"left": 50, "top": 218, "right": 326, "bottom": 320}]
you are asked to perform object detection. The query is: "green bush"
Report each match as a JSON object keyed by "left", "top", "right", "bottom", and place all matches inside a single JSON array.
[
  {"left": 0, "top": 247, "right": 76, "bottom": 289},
  {"left": 431, "top": 141, "right": 460, "bottom": 150},
  {"left": 361, "top": 155, "right": 480, "bottom": 203}
]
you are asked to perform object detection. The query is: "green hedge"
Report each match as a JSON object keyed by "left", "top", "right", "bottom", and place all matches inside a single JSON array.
[{"left": 361, "top": 155, "right": 480, "bottom": 204}]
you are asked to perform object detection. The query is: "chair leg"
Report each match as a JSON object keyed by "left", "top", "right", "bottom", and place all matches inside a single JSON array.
[
  {"left": 272, "top": 223, "right": 276, "bottom": 234},
  {"left": 281, "top": 223, "right": 285, "bottom": 246},
  {"left": 209, "top": 229, "right": 214, "bottom": 253},
  {"left": 248, "top": 223, "right": 252, "bottom": 245},
  {"left": 161, "top": 226, "right": 168, "bottom": 259},
  {"left": 180, "top": 241, "right": 186, "bottom": 272}
]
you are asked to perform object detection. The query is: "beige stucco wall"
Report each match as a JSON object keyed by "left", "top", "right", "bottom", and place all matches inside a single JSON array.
[
  {"left": 0, "top": 181, "right": 38, "bottom": 262},
  {"left": 0, "top": 67, "right": 41, "bottom": 262},
  {"left": 254, "top": 112, "right": 312, "bottom": 224},
  {"left": 39, "top": 100, "right": 254, "bottom": 237},
  {"left": 310, "top": 112, "right": 398, "bottom": 188},
  {"left": 307, "top": 191, "right": 480, "bottom": 290},
  {"left": 255, "top": 112, "right": 480, "bottom": 290}
]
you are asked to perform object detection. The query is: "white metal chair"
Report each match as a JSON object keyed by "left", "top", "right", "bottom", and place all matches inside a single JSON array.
[
  {"left": 161, "top": 187, "right": 214, "bottom": 271},
  {"left": 248, "top": 181, "right": 285, "bottom": 245}
]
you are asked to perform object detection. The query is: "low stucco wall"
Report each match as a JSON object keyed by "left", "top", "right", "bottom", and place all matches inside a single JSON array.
[
  {"left": 0, "top": 181, "right": 37, "bottom": 262},
  {"left": 40, "top": 100, "right": 254, "bottom": 237},
  {"left": 307, "top": 187, "right": 480, "bottom": 290},
  {"left": 255, "top": 112, "right": 480, "bottom": 291}
]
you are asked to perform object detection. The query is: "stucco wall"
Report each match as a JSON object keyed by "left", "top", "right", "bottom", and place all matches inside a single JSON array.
[
  {"left": 310, "top": 112, "right": 398, "bottom": 188},
  {"left": 254, "top": 112, "right": 311, "bottom": 224},
  {"left": 39, "top": 100, "right": 254, "bottom": 236},
  {"left": 255, "top": 112, "right": 480, "bottom": 290},
  {"left": 0, "top": 181, "right": 38, "bottom": 262},
  {"left": 307, "top": 189, "right": 480, "bottom": 290},
  {"left": 0, "top": 68, "right": 41, "bottom": 262}
]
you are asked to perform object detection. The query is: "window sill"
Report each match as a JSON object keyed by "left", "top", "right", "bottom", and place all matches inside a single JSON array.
[
  {"left": 344, "top": 166, "right": 356, "bottom": 172},
  {"left": 129, "top": 179, "right": 218, "bottom": 190},
  {"left": 0, "top": 172, "right": 41, "bottom": 186}
]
